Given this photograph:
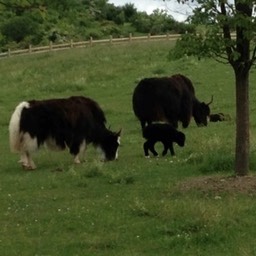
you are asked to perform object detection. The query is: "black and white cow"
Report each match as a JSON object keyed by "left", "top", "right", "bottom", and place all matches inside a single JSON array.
[{"left": 9, "top": 96, "right": 121, "bottom": 170}]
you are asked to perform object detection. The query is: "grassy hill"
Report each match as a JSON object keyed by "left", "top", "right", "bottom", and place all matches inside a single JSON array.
[{"left": 1, "top": 41, "right": 256, "bottom": 255}]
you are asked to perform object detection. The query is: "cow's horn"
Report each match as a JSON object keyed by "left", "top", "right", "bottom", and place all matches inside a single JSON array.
[
  {"left": 117, "top": 128, "right": 122, "bottom": 135},
  {"left": 207, "top": 95, "right": 213, "bottom": 105}
]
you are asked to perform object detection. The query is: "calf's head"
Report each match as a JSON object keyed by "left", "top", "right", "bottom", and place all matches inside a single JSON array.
[{"left": 176, "top": 131, "right": 186, "bottom": 147}]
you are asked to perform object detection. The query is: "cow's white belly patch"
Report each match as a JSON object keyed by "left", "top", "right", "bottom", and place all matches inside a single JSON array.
[{"left": 45, "top": 137, "right": 65, "bottom": 151}]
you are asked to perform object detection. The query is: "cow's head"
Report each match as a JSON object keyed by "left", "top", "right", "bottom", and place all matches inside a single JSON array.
[
  {"left": 193, "top": 96, "right": 213, "bottom": 127},
  {"left": 99, "top": 129, "right": 121, "bottom": 161}
]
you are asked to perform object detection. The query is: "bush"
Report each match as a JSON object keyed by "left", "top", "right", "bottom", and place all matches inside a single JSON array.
[
  {"left": 101, "top": 24, "right": 122, "bottom": 37},
  {"left": 1, "top": 16, "right": 40, "bottom": 43},
  {"left": 0, "top": 32, "right": 7, "bottom": 51}
]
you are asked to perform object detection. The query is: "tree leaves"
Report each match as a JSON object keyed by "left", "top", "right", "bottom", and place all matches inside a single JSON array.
[{"left": 170, "top": 0, "right": 256, "bottom": 66}]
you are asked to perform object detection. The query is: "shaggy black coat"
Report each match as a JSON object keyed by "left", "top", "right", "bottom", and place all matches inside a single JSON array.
[{"left": 132, "top": 74, "right": 212, "bottom": 129}]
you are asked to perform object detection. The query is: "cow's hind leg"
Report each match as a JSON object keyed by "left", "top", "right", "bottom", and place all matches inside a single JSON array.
[
  {"left": 144, "top": 140, "right": 158, "bottom": 157},
  {"left": 19, "top": 133, "right": 38, "bottom": 170}
]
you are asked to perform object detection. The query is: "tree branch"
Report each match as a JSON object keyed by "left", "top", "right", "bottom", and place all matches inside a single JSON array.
[
  {"left": 249, "top": 46, "right": 256, "bottom": 68},
  {"left": 219, "top": 2, "right": 234, "bottom": 65},
  {"left": 211, "top": 51, "right": 229, "bottom": 64}
]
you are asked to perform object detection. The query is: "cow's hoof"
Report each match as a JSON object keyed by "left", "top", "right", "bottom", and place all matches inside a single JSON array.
[{"left": 22, "top": 164, "right": 36, "bottom": 171}]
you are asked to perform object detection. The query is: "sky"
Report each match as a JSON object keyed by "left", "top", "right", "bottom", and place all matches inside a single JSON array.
[{"left": 108, "top": 0, "right": 193, "bottom": 22}]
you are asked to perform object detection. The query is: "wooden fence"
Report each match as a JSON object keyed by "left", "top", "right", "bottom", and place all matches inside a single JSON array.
[{"left": 0, "top": 33, "right": 181, "bottom": 58}]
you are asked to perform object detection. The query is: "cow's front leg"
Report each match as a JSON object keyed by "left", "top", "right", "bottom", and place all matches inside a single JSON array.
[
  {"left": 169, "top": 143, "right": 175, "bottom": 156},
  {"left": 74, "top": 155, "right": 81, "bottom": 164},
  {"left": 72, "top": 140, "right": 86, "bottom": 164},
  {"left": 143, "top": 141, "right": 150, "bottom": 158},
  {"left": 20, "top": 152, "right": 36, "bottom": 170},
  {"left": 162, "top": 142, "right": 169, "bottom": 156}
]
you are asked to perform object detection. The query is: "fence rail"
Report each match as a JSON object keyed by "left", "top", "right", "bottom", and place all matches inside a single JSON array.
[{"left": 0, "top": 33, "right": 181, "bottom": 58}]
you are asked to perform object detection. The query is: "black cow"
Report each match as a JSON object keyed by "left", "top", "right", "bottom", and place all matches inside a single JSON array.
[
  {"left": 142, "top": 123, "right": 185, "bottom": 157},
  {"left": 9, "top": 96, "right": 121, "bottom": 170},
  {"left": 132, "top": 74, "right": 213, "bottom": 129}
]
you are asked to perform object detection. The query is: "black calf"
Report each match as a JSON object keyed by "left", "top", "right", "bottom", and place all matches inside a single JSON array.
[
  {"left": 142, "top": 123, "right": 185, "bottom": 157},
  {"left": 209, "top": 113, "right": 225, "bottom": 122},
  {"left": 209, "top": 113, "right": 231, "bottom": 122}
]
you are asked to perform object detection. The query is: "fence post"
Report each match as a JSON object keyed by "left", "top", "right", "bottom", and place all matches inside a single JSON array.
[
  {"left": 148, "top": 33, "right": 151, "bottom": 41},
  {"left": 49, "top": 41, "right": 53, "bottom": 51},
  {"left": 90, "top": 37, "right": 93, "bottom": 46},
  {"left": 110, "top": 35, "right": 113, "bottom": 44},
  {"left": 29, "top": 44, "right": 32, "bottom": 53},
  {"left": 70, "top": 39, "right": 73, "bottom": 48},
  {"left": 167, "top": 33, "right": 169, "bottom": 40},
  {"left": 8, "top": 48, "right": 11, "bottom": 57},
  {"left": 129, "top": 33, "right": 132, "bottom": 42}
]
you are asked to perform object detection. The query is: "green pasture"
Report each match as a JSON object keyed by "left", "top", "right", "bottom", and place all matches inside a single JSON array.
[{"left": 1, "top": 41, "right": 256, "bottom": 255}]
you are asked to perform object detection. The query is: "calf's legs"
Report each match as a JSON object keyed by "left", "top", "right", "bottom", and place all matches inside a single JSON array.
[{"left": 143, "top": 140, "right": 158, "bottom": 157}]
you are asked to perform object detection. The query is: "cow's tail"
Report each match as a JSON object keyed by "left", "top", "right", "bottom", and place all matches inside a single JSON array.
[{"left": 9, "top": 101, "right": 29, "bottom": 153}]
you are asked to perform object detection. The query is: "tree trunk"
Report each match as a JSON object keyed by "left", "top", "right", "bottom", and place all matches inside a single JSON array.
[{"left": 234, "top": 70, "right": 250, "bottom": 176}]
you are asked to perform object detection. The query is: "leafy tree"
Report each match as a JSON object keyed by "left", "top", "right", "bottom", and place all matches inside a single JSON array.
[
  {"left": 150, "top": 9, "right": 174, "bottom": 34},
  {"left": 168, "top": 0, "right": 256, "bottom": 176},
  {"left": 102, "top": 4, "right": 125, "bottom": 24},
  {"left": 132, "top": 11, "right": 152, "bottom": 33},
  {"left": 0, "top": 0, "right": 194, "bottom": 49},
  {"left": 122, "top": 3, "right": 137, "bottom": 22},
  {"left": 132, "top": 9, "right": 187, "bottom": 34},
  {"left": 44, "top": 0, "right": 79, "bottom": 12}
]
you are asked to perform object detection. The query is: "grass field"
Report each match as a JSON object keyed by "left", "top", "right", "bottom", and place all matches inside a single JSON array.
[{"left": 1, "top": 41, "right": 256, "bottom": 255}]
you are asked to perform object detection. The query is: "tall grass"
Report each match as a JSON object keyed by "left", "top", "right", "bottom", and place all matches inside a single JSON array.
[{"left": 1, "top": 41, "right": 256, "bottom": 255}]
